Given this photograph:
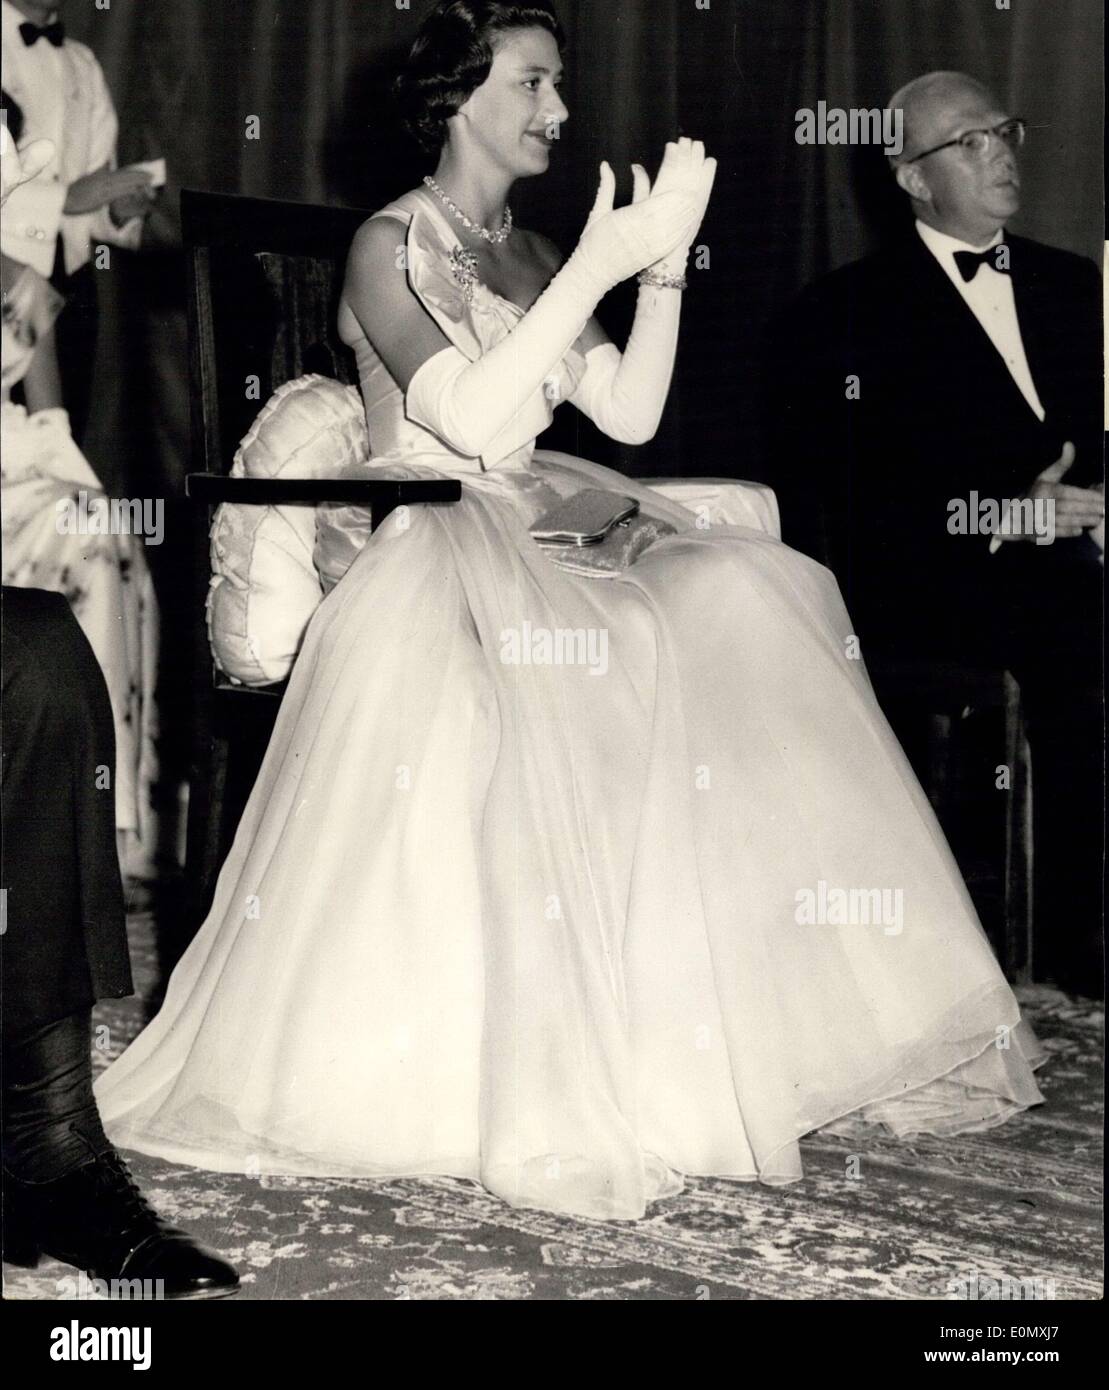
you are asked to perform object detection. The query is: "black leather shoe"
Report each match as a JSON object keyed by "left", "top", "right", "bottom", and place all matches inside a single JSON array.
[{"left": 3, "top": 1149, "right": 240, "bottom": 1300}]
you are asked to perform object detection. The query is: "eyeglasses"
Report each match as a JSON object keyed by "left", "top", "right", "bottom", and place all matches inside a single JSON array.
[{"left": 905, "top": 117, "right": 1026, "bottom": 163}]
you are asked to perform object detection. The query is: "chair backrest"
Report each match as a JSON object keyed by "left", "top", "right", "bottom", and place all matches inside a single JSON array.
[
  {"left": 180, "top": 191, "right": 371, "bottom": 919},
  {"left": 181, "top": 190, "right": 372, "bottom": 480}
]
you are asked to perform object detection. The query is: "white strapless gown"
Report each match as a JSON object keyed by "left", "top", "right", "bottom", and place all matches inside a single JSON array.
[{"left": 95, "top": 189, "right": 1044, "bottom": 1220}]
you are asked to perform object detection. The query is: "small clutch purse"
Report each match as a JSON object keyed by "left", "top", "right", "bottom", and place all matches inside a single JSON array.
[
  {"left": 530, "top": 488, "right": 640, "bottom": 546},
  {"left": 529, "top": 488, "right": 676, "bottom": 577}
]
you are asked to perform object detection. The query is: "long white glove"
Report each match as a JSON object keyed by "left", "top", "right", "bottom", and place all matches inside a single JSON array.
[
  {"left": 406, "top": 163, "right": 707, "bottom": 462},
  {"left": 570, "top": 140, "right": 716, "bottom": 444}
]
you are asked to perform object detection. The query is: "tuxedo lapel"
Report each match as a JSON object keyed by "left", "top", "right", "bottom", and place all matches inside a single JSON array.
[{"left": 1006, "top": 236, "right": 1057, "bottom": 418}]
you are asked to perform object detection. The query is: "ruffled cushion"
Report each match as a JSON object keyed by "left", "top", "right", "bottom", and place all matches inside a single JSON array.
[{"left": 207, "top": 374, "right": 369, "bottom": 686}]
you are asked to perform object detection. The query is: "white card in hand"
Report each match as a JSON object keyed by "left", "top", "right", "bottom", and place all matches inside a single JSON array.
[{"left": 129, "top": 158, "right": 166, "bottom": 187}]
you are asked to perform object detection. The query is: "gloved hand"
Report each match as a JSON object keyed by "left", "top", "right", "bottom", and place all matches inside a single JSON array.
[
  {"left": 568, "top": 138, "right": 718, "bottom": 445},
  {"left": 634, "top": 138, "right": 717, "bottom": 281},
  {"left": 562, "top": 157, "right": 709, "bottom": 299},
  {"left": 406, "top": 159, "right": 709, "bottom": 464}
]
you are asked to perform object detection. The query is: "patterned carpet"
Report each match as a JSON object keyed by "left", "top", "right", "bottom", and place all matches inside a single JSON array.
[{"left": 4, "top": 913, "right": 1102, "bottom": 1301}]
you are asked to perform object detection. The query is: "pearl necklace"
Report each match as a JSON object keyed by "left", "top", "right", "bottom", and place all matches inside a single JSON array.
[{"left": 422, "top": 175, "right": 513, "bottom": 244}]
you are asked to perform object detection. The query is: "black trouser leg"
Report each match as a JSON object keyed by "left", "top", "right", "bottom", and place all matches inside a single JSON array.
[
  {"left": 2, "top": 1010, "right": 111, "bottom": 1183},
  {"left": 1, "top": 588, "right": 132, "bottom": 1032}
]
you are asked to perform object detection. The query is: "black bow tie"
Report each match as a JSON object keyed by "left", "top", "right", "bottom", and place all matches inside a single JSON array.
[
  {"left": 953, "top": 246, "right": 1010, "bottom": 283},
  {"left": 19, "top": 19, "right": 65, "bottom": 47}
]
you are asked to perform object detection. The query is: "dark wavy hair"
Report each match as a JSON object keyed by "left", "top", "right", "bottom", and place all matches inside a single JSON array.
[{"left": 394, "top": 1, "right": 565, "bottom": 156}]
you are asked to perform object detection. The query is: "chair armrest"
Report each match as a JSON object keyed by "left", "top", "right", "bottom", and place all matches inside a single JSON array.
[
  {"left": 185, "top": 474, "right": 462, "bottom": 507},
  {"left": 214, "top": 676, "right": 287, "bottom": 699}
]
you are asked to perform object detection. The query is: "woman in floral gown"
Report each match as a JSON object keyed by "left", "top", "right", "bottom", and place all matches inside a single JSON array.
[{"left": 1, "top": 101, "right": 158, "bottom": 875}]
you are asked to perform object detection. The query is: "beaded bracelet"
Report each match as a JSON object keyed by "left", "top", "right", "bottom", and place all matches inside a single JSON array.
[{"left": 636, "top": 269, "right": 688, "bottom": 290}]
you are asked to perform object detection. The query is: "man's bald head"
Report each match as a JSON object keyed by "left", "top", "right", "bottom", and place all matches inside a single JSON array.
[
  {"left": 885, "top": 70, "right": 1020, "bottom": 244},
  {"left": 888, "top": 72, "right": 998, "bottom": 166}
]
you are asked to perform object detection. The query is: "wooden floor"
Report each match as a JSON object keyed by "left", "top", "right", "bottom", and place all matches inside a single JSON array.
[{"left": 3, "top": 914, "right": 1102, "bottom": 1301}]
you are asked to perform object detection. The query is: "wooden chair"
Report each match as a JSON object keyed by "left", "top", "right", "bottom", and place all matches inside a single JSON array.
[
  {"left": 180, "top": 190, "right": 461, "bottom": 923},
  {"left": 774, "top": 481, "right": 1035, "bottom": 981},
  {"left": 866, "top": 655, "right": 1034, "bottom": 983}
]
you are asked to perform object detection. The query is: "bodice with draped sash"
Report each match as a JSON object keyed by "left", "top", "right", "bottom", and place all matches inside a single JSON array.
[{"left": 342, "top": 185, "right": 586, "bottom": 472}]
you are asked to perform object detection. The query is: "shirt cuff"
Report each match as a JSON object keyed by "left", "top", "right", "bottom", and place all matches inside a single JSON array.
[{"left": 0, "top": 180, "right": 67, "bottom": 278}]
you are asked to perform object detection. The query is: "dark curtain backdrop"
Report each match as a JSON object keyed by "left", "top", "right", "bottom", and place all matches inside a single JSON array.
[{"left": 69, "top": 0, "right": 1102, "bottom": 502}]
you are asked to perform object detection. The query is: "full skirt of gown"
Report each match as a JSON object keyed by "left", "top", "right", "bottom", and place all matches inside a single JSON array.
[{"left": 94, "top": 446, "right": 1044, "bottom": 1220}]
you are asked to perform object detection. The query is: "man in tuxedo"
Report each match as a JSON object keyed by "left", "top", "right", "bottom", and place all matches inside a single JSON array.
[
  {"left": 1, "top": 0, "right": 157, "bottom": 440},
  {"left": 768, "top": 71, "right": 1103, "bottom": 996}
]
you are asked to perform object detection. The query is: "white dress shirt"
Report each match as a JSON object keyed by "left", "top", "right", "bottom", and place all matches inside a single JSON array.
[
  {"left": 915, "top": 218, "right": 1045, "bottom": 422},
  {"left": 0, "top": 0, "right": 142, "bottom": 277},
  {"left": 916, "top": 220, "right": 1048, "bottom": 552}
]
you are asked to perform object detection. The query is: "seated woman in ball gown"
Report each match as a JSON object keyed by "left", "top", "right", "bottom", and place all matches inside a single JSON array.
[{"left": 96, "top": 1, "right": 1043, "bottom": 1221}]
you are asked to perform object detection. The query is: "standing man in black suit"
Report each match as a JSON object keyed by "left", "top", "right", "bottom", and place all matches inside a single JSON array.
[{"left": 768, "top": 71, "right": 1103, "bottom": 996}]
